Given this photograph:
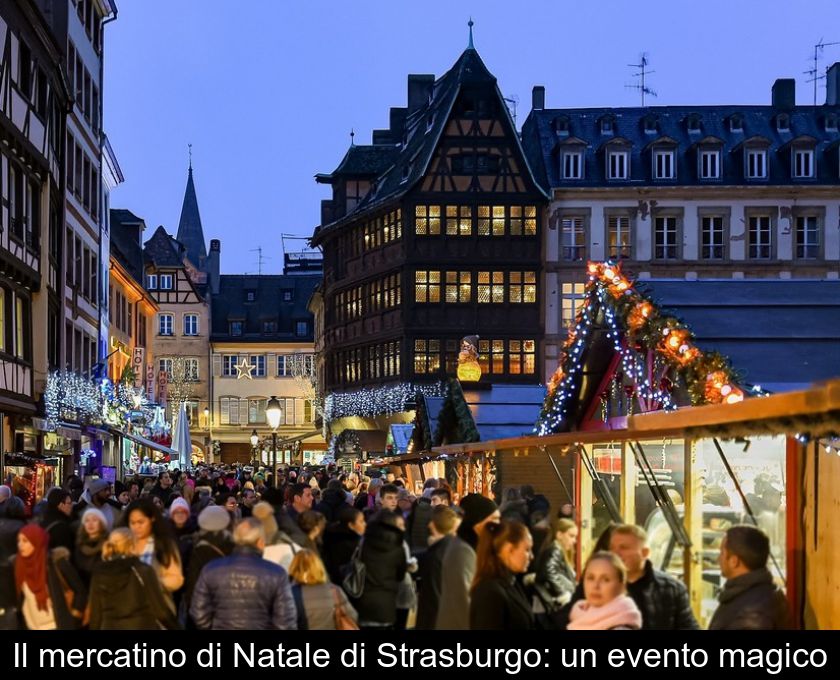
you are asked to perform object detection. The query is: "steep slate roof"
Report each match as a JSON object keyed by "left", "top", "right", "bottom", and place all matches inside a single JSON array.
[
  {"left": 110, "top": 209, "right": 146, "bottom": 285},
  {"left": 642, "top": 279, "right": 840, "bottom": 393},
  {"left": 211, "top": 274, "right": 321, "bottom": 341},
  {"left": 176, "top": 167, "right": 207, "bottom": 270},
  {"left": 312, "top": 46, "right": 548, "bottom": 245},
  {"left": 143, "top": 225, "right": 184, "bottom": 268},
  {"left": 323, "top": 144, "right": 401, "bottom": 177},
  {"left": 521, "top": 105, "right": 840, "bottom": 189}
]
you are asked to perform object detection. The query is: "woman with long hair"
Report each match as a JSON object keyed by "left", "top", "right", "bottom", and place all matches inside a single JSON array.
[
  {"left": 88, "top": 529, "right": 179, "bottom": 630},
  {"left": 14, "top": 524, "right": 86, "bottom": 630},
  {"left": 566, "top": 551, "right": 642, "bottom": 630},
  {"left": 73, "top": 508, "right": 109, "bottom": 588},
  {"left": 123, "top": 498, "right": 183, "bottom": 593},
  {"left": 534, "top": 518, "right": 578, "bottom": 606},
  {"left": 469, "top": 519, "right": 534, "bottom": 630},
  {"left": 288, "top": 549, "right": 357, "bottom": 630}
]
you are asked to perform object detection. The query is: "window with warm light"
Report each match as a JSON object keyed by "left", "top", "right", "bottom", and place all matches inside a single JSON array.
[
  {"left": 415, "top": 271, "right": 441, "bottom": 303},
  {"left": 561, "top": 283, "right": 587, "bottom": 328},
  {"left": 509, "top": 272, "right": 537, "bottom": 303},
  {"left": 445, "top": 272, "right": 471, "bottom": 303},
  {"left": 445, "top": 205, "right": 472, "bottom": 236},
  {"left": 415, "top": 205, "right": 441, "bottom": 235},
  {"left": 414, "top": 339, "right": 440, "bottom": 374},
  {"left": 477, "top": 271, "right": 505, "bottom": 303}
]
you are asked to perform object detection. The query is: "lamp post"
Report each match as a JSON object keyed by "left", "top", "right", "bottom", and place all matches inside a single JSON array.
[
  {"left": 250, "top": 429, "right": 259, "bottom": 467},
  {"left": 265, "top": 396, "right": 283, "bottom": 487}
]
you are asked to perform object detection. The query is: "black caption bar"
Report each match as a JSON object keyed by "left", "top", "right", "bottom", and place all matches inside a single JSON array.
[{"left": 2, "top": 632, "right": 836, "bottom": 676}]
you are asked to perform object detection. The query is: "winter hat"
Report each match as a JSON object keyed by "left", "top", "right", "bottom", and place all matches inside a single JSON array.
[
  {"left": 88, "top": 478, "right": 111, "bottom": 495},
  {"left": 459, "top": 493, "right": 498, "bottom": 529},
  {"left": 81, "top": 507, "right": 108, "bottom": 530},
  {"left": 198, "top": 505, "right": 231, "bottom": 532},
  {"left": 0, "top": 485, "right": 12, "bottom": 501},
  {"left": 169, "top": 497, "right": 191, "bottom": 516}
]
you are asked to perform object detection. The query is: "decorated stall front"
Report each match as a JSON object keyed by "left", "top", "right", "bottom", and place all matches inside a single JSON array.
[{"left": 429, "top": 261, "right": 840, "bottom": 628}]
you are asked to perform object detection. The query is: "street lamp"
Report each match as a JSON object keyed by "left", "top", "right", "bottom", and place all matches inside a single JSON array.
[
  {"left": 250, "top": 429, "right": 259, "bottom": 466},
  {"left": 266, "top": 396, "right": 283, "bottom": 487}
]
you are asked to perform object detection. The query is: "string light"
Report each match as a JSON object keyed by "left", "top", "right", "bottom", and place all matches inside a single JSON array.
[{"left": 324, "top": 382, "right": 444, "bottom": 423}]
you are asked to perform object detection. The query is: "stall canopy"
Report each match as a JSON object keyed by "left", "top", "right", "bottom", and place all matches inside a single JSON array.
[
  {"left": 117, "top": 429, "right": 178, "bottom": 458},
  {"left": 415, "top": 379, "right": 544, "bottom": 451}
]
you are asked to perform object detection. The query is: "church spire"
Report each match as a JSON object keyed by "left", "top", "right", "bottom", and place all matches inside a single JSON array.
[
  {"left": 467, "top": 18, "right": 474, "bottom": 49},
  {"left": 176, "top": 160, "right": 207, "bottom": 270}
]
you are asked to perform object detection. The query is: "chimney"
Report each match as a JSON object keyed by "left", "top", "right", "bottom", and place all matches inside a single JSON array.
[
  {"left": 407, "top": 74, "right": 435, "bottom": 114},
  {"left": 772, "top": 78, "right": 795, "bottom": 109},
  {"left": 826, "top": 62, "right": 840, "bottom": 106},
  {"left": 207, "top": 239, "right": 221, "bottom": 295},
  {"left": 532, "top": 86, "right": 545, "bottom": 110}
]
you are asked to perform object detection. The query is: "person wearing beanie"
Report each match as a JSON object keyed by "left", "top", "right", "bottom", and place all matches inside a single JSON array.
[
  {"left": 435, "top": 493, "right": 500, "bottom": 630},
  {"left": 182, "top": 506, "right": 235, "bottom": 627},
  {"left": 73, "top": 478, "right": 121, "bottom": 531},
  {"left": 73, "top": 507, "right": 109, "bottom": 587}
]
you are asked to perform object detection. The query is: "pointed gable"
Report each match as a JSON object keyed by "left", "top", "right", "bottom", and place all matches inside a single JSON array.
[
  {"left": 536, "top": 261, "right": 749, "bottom": 436},
  {"left": 176, "top": 167, "right": 207, "bottom": 270},
  {"left": 144, "top": 225, "right": 183, "bottom": 267}
]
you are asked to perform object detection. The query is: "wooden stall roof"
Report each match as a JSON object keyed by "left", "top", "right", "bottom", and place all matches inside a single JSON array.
[{"left": 434, "top": 378, "right": 840, "bottom": 455}]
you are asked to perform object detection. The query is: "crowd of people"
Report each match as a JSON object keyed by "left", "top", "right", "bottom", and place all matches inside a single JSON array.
[{"left": 0, "top": 465, "right": 790, "bottom": 630}]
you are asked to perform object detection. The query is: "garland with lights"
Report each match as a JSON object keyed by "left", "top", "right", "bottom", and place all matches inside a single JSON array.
[
  {"left": 537, "top": 261, "right": 750, "bottom": 436},
  {"left": 324, "top": 382, "right": 445, "bottom": 423},
  {"left": 44, "top": 371, "right": 156, "bottom": 431}
]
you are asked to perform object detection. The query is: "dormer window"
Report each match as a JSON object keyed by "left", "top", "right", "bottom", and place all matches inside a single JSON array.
[
  {"left": 730, "top": 114, "right": 744, "bottom": 133},
  {"left": 283, "top": 290, "right": 293, "bottom": 302},
  {"left": 825, "top": 113, "right": 838, "bottom": 132},
  {"left": 686, "top": 115, "right": 702, "bottom": 133},
  {"left": 643, "top": 116, "right": 658, "bottom": 134},
  {"left": 653, "top": 148, "right": 676, "bottom": 179},
  {"left": 600, "top": 117, "right": 614, "bottom": 135},
  {"left": 607, "top": 148, "right": 629, "bottom": 180},
  {"left": 792, "top": 147, "right": 815, "bottom": 178},
  {"left": 745, "top": 147, "right": 768, "bottom": 179},
  {"left": 554, "top": 117, "right": 570, "bottom": 136},
  {"left": 562, "top": 149, "right": 584, "bottom": 180},
  {"left": 246, "top": 290, "right": 255, "bottom": 302},
  {"left": 699, "top": 148, "right": 721, "bottom": 179},
  {"left": 776, "top": 113, "right": 790, "bottom": 132}
]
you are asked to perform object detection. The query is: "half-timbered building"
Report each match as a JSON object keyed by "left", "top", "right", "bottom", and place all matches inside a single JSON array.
[
  {"left": 312, "top": 38, "right": 549, "bottom": 436},
  {"left": 0, "top": 0, "right": 69, "bottom": 458}
]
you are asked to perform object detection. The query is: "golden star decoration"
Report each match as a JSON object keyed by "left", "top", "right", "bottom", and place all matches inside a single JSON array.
[{"left": 236, "top": 358, "right": 254, "bottom": 380}]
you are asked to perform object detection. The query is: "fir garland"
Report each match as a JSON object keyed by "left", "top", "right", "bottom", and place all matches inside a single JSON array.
[{"left": 537, "top": 261, "right": 749, "bottom": 436}]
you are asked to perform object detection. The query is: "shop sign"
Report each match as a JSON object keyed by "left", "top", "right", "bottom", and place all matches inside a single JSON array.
[
  {"left": 146, "top": 364, "right": 155, "bottom": 401},
  {"left": 132, "top": 348, "right": 145, "bottom": 387}
]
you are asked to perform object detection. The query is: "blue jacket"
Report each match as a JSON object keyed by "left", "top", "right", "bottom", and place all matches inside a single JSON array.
[{"left": 190, "top": 546, "right": 297, "bottom": 630}]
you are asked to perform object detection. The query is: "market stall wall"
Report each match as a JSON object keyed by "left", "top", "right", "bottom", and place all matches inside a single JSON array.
[
  {"left": 803, "top": 441, "right": 840, "bottom": 629},
  {"left": 497, "top": 447, "right": 575, "bottom": 516}
]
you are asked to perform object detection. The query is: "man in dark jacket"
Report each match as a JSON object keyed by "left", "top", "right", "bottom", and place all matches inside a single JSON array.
[
  {"left": 609, "top": 524, "right": 699, "bottom": 630},
  {"left": 415, "top": 505, "right": 459, "bottom": 629},
  {"left": 709, "top": 525, "right": 789, "bottom": 630},
  {"left": 42, "top": 488, "right": 76, "bottom": 552},
  {"left": 190, "top": 517, "right": 297, "bottom": 630},
  {"left": 148, "top": 471, "right": 176, "bottom": 507}
]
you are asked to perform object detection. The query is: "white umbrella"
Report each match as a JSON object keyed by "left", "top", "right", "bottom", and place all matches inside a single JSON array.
[{"left": 172, "top": 402, "right": 192, "bottom": 471}]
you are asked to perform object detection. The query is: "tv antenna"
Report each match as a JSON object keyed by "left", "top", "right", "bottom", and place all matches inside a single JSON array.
[
  {"left": 249, "top": 247, "right": 270, "bottom": 275},
  {"left": 503, "top": 94, "right": 520, "bottom": 125},
  {"left": 804, "top": 38, "right": 840, "bottom": 106},
  {"left": 626, "top": 53, "right": 657, "bottom": 106}
]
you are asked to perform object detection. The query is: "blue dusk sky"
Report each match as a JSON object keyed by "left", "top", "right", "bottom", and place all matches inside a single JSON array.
[{"left": 105, "top": 0, "right": 840, "bottom": 274}]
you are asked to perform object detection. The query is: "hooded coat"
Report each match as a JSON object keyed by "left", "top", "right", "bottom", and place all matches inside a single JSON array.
[
  {"left": 321, "top": 523, "right": 361, "bottom": 585},
  {"left": 315, "top": 488, "right": 347, "bottom": 523}
]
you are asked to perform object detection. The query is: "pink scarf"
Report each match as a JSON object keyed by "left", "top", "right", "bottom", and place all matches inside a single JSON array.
[{"left": 567, "top": 595, "right": 642, "bottom": 630}]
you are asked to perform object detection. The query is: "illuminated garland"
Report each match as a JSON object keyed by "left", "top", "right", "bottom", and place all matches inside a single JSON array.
[
  {"left": 324, "top": 382, "right": 444, "bottom": 423},
  {"left": 537, "top": 261, "right": 753, "bottom": 436},
  {"left": 45, "top": 371, "right": 155, "bottom": 430}
]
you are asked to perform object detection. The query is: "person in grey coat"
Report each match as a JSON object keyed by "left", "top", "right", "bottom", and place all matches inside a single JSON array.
[
  {"left": 435, "top": 494, "right": 500, "bottom": 630},
  {"left": 709, "top": 525, "right": 789, "bottom": 630},
  {"left": 190, "top": 518, "right": 297, "bottom": 630}
]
